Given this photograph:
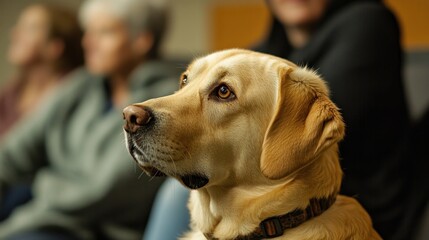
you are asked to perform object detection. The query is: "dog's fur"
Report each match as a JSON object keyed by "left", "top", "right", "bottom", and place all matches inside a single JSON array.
[{"left": 124, "top": 49, "right": 382, "bottom": 239}]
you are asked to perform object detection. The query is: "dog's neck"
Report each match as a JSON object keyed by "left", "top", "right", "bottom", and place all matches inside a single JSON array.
[{"left": 188, "top": 145, "right": 342, "bottom": 239}]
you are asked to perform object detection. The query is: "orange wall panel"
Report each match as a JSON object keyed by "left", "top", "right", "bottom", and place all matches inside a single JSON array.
[
  {"left": 210, "top": 3, "right": 270, "bottom": 51},
  {"left": 386, "top": 0, "right": 429, "bottom": 49}
]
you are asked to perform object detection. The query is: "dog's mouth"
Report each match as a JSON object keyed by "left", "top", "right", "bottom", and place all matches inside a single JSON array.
[
  {"left": 140, "top": 167, "right": 209, "bottom": 189},
  {"left": 126, "top": 136, "right": 165, "bottom": 176},
  {"left": 125, "top": 132, "right": 209, "bottom": 189},
  {"left": 129, "top": 146, "right": 166, "bottom": 177},
  {"left": 180, "top": 174, "right": 209, "bottom": 189},
  {"left": 141, "top": 167, "right": 209, "bottom": 189}
]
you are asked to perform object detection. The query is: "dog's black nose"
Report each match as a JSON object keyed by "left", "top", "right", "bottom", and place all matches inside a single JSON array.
[{"left": 123, "top": 105, "right": 152, "bottom": 133}]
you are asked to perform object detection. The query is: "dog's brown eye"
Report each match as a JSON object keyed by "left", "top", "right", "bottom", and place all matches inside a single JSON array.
[{"left": 217, "top": 85, "right": 233, "bottom": 99}]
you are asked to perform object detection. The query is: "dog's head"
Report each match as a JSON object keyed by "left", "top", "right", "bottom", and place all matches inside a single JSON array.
[{"left": 123, "top": 49, "right": 344, "bottom": 189}]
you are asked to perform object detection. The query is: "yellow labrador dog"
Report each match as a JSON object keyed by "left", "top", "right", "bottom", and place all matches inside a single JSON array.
[{"left": 123, "top": 49, "right": 381, "bottom": 240}]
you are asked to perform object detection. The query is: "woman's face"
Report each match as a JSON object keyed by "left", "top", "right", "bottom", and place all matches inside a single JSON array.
[
  {"left": 269, "top": 0, "right": 329, "bottom": 28},
  {"left": 82, "top": 10, "right": 136, "bottom": 76},
  {"left": 8, "top": 5, "right": 50, "bottom": 67}
]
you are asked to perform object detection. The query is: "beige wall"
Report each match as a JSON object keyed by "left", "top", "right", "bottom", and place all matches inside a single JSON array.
[
  {"left": 162, "top": 0, "right": 210, "bottom": 59},
  {"left": 162, "top": 0, "right": 266, "bottom": 57}
]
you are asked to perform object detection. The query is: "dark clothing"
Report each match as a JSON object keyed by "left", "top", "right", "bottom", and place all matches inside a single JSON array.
[
  {"left": 0, "top": 185, "right": 32, "bottom": 222},
  {"left": 404, "top": 109, "right": 429, "bottom": 239},
  {"left": 256, "top": 1, "right": 410, "bottom": 239},
  {"left": 6, "top": 230, "right": 79, "bottom": 240}
]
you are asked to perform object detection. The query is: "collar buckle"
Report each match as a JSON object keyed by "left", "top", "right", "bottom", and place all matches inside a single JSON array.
[{"left": 260, "top": 216, "right": 283, "bottom": 238}]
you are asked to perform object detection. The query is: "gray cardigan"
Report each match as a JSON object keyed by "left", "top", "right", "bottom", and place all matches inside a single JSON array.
[{"left": 0, "top": 61, "right": 180, "bottom": 239}]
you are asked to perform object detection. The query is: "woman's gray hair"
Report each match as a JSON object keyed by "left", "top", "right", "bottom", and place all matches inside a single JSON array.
[{"left": 79, "top": 0, "right": 168, "bottom": 58}]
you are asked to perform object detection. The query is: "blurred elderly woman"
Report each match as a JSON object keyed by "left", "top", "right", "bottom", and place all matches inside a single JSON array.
[
  {"left": 0, "top": 4, "right": 83, "bottom": 138},
  {"left": 0, "top": 0, "right": 178, "bottom": 239}
]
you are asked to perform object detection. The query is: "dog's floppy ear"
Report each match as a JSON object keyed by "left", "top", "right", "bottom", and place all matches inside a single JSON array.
[{"left": 260, "top": 66, "right": 345, "bottom": 180}]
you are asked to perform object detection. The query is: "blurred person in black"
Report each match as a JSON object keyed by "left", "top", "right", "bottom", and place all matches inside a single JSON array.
[{"left": 255, "top": 0, "right": 410, "bottom": 239}]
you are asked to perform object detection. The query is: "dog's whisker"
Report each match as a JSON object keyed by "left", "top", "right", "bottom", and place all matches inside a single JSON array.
[
  {"left": 137, "top": 171, "right": 146, "bottom": 180},
  {"left": 185, "top": 149, "right": 192, "bottom": 161},
  {"left": 140, "top": 151, "right": 150, "bottom": 160},
  {"left": 169, "top": 155, "right": 178, "bottom": 177},
  {"left": 148, "top": 173, "right": 157, "bottom": 182},
  {"left": 133, "top": 142, "right": 150, "bottom": 160}
]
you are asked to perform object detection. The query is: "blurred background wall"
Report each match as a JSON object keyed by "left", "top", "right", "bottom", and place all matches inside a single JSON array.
[{"left": 0, "top": 0, "right": 428, "bottom": 86}]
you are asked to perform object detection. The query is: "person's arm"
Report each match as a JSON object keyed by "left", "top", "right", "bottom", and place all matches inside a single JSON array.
[{"left": 0, "top": 70, "right": 86, "bottom": 202}]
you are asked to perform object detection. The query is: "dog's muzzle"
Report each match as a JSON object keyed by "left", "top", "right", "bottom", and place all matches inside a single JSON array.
[
  {"left": 123, "top": 105, "right": 163, "bottom": 175},
  {"left": 123, "top": 105, "right": 210, "bottom": 188}
]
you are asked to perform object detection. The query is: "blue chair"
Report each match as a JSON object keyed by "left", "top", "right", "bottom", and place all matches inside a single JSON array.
[{"left": 143, "top": 178, "right": 190, "bottom": 240}]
